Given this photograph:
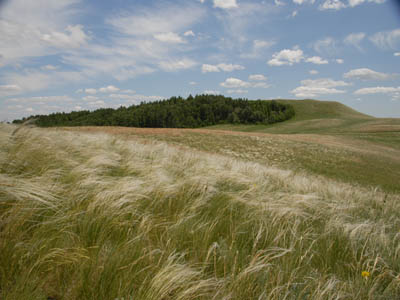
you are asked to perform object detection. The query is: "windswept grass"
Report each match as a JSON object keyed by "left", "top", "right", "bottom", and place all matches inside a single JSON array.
[{"left": 1, "top": 124, "right": 400, "bottom": 299}]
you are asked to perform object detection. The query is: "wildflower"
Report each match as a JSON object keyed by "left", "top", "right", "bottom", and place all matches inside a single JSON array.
[{"left": 361, "top": 271, "right": 370, "bottom": 279}]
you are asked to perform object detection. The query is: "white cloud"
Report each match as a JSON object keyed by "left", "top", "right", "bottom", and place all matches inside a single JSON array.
[
  {"left": 40, "top": 24, "right": 88, "bottom": 48},
  {"left": 213, "top": 0, "right": 238, "bottom": 9},
  {"left": 241, "top": 39, "right": 276, "bottom": 59},
  {"left": 251, "top": 82, "right": 270, "bottom": 88},
  {"left": 203, "top": 90, "right": 221, "bottom": 95},
  {"left": 201, "top": 63, "right": 245, "bottom": 73},
  {"left": 319, "top": 0, "right": 346, "bottom": 10},
  {"left": 202, "top": 64, "right": 220, "bottom": 73},
  {"left": 85, "top": 88, "right": 97, "bottom": 94},
  {"left": 184, "top": 30, "right": 195, "bottom": 37},
  {"left": 369, "top": 28, "right": 400, "bottom": 50},
  {"left": 313, "top": 37, "right": 337, "bottom": 55},
  {"left": 41, "top": 65, "right": 58, "bottom": 71},
  {"left": 218, "top": 63, "right": 245, "bottom": 72},
  {"left": 82, "top": 95, "right": 99, "bottom": 101},
  {"left": 394, "top": 52, "right": 400, "bottom": 56},
  {"left": 220, "top": 77, "right": 269, "bottom": 89},
  {"left": 99, "top": 85, "right": 120, "bottom": 93},
  {"left": 306, "top": 56, "right": 329, "bottom": 64},
  {"left": 344, "top": 32, "right": 366, "bottom": 51},
  {"left": 354, "top": 86, "right": 400, "bottom": 95},
  {"left": 336, "top": 58, "right": 344, "bottom": 64},
  {"left": 348, "top": 0, "right": 385, "bottom": 7},
  {"left": 159, "top": 58, "right": 197, "bottom": 71},
  {"left": 268, "top": 47, "right": 304, "bottom": 66},
  {"left": 249, "top": 74, "right": 268, "bottom": 81},
  {"left": 309, "top": 70, "right": 319, "bottom": 75},
  {"left": 291, "top": 78, "right": 349, "bottom": 98},
  {"left": 343, "top": 68, "right": 392, "bottom": 81},
  {"left": 2, "top": 70, "right": 84, "bottom": 94},
  {"left": 153, "top": 32, "right": 184, "bottom": 43},
  {"left": 107, "top": 4, "right": 204, "bottom": 37},
  {"left": 0, "top": 0, "right": 86, "bottom": 65},
  {"left": 220, "top": 77, "right": 251, "bottom": 88},
  {"left": 293, "top": 0, "right": 315, "bottom": 4},
  {"left": 189, "top": 81, "right": 197, "bottom": 85},
  {"left": 0, "top": 84, "right": 22, "bottom": 96}
]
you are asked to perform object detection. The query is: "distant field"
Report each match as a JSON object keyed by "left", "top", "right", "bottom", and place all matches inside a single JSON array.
[{"left": 65, "top": 107, "right": 400, "bottom": 193}]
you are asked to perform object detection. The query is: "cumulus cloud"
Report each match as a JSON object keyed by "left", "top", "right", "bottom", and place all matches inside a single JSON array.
[
  {"left": 241, "top": 39, "right": 276, "bottom": 59},
  {"left": 99, "top": 85, "right": 120, "bottom": 93},
  {"left": 40, "top": 25, "right": 88, "bottom": 48},
  {"left": 344, "top": 32, "right": 366, "bottom": 51},
  {"left": 336, "top": 58, "right": 344, "bottom": 64},
  {"left": 348, "top": 0, "right": 385, "bottom": 7},
  {"left": 343, "top": 68, "right": 393, "bottom": 81},
  {"left": 159, "top": 58, "right": 197, "bottom": 71},
  {"left": 220, "top": 77, "right": 269, "bottom": 89},
  {"left": 82, "top": 89, "right": 96, "bottom": 95},
  {"left": 2, "top": 70, "right": 84, "bottom": 94},
  {"left": 305, "top": 56, "right": 329, "bottom": 64},
  {"left": 353, "top": 86, "right": 400, "bottom": 95},
  {"left": 82, "top": 95, "right": 99, "bottom": 101},
  {"left": 369, "top": 28, "right": 400, "bottom": 50},
  {"left": 313, "top": 37, "right": 337, "bottom": 55},
  {"left": 249, "top": 74, "right": 268, "bottom": 81},
  {"left": 184, "top": 30, "right": 195, "bottom": 37},
  {"left": 153, "top": 32, "right": 185, "bottom": 43},
  {"left": 213, "top": 0, "right": 238, "bottom": 9},
  {"left": 0, "top": 84, "right": 22, "bottom": 96},
  {"left": 319, "top": 0, "right": 346, "bottom": 10},
  {"left": 293, "top": 0, "right": 315, "bottom": 4},
  {"left": 220, "top": 77, "right": 251, "bottom": 88},
  {"left": 395, "top": 52, "right": 400, "bottom": 56},
  {"left": 41, "top": 65, "right": 58, "bottom": 71},
  {"left": 291, "top": 78, "right": 350, "bottom": 98},
  {"left": 201, "top": 63, "right": 245, "bottom": 73},
  {"left": 268, "top": 47, "right": 304, "bottom": 66}
]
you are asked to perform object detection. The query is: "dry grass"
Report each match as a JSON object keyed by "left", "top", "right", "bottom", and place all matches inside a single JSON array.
[{"left": 1, "top": 124, "right": 400, "bottom": 299}]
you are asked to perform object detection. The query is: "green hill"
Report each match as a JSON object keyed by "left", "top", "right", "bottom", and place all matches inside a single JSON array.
[
  {"left": 208, "top": 99, "right": 399, "bottom": 134},
  {"left": 275, "top": 99, "right": 372, "bottom": 121}
]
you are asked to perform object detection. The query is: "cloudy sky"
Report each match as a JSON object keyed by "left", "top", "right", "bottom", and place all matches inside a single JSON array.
[{"left": 1, "top": 0, "right": 400, "bottom": 121}]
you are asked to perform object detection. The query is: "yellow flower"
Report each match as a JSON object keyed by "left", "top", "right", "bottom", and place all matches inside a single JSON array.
[{"left": 361, "top": 271, "right": 370, "bottom": 279}]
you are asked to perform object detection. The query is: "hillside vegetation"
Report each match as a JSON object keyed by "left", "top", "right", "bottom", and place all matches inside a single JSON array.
[
  {"left": 13, "top": 95, "right": 295, "bottom": 128},
  {"left": 1, "top": 124, "right": 400, "bottom": 299}
]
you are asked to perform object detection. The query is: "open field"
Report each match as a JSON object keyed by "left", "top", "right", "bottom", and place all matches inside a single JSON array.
[
  {"left": 64, "top": 122, "right": 400, "bottom": 193},
  {"left": 1, "top": 123, "right": 400, "bottom": 299}
]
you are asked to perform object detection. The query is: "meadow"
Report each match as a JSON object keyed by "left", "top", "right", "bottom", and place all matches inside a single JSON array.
[{"left": 1, "top": 115, "right": 400, "bottom": 299}]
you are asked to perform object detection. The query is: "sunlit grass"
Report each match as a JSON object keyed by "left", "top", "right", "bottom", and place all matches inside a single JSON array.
[{"left": 1, "top": 124, "right": 400, "bottom": 299}]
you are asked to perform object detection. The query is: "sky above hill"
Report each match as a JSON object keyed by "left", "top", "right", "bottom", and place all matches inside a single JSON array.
[{"left": 0, "top": 0, "right": 400, "bottom": 121}]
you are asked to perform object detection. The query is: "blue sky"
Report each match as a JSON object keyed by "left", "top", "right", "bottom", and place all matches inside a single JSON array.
[{"left": 1, "top": 0, "right": 400, "bottom": 121}]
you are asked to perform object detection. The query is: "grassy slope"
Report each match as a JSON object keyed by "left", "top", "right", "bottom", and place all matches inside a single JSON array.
[
  {"left": 1, "top": 124, "right": 400, "bottom": 299},
  {"left": 69, "top": 98, "right": 400, "bottom": 193},
  {"left": 191, "top": 99, "right": 400, "bottom": 193}
]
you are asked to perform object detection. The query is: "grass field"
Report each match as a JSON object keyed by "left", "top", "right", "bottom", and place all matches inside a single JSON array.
[
  {"left": 1, "top": 100, "right": 400, "bottom": 299},
  {"left": 66, "top": 100, "right": 400, "bottom": 193}
]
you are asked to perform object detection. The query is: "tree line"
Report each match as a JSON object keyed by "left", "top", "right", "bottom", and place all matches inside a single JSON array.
[{"left": 13, "top": 94, "right": 295, "bottom": 128}]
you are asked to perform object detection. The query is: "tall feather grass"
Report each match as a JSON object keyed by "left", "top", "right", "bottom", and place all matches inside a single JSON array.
[{"left": 0, "top": 124, "right": 399, "bottom": 299}]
